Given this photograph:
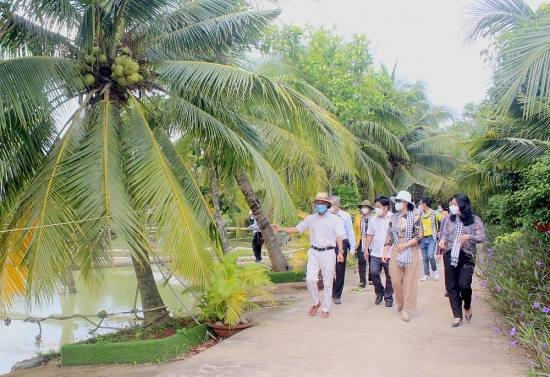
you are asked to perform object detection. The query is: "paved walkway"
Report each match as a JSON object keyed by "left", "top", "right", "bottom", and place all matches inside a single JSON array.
[{"left": 158, "top": 261, "right": 527, "bottom": 377}]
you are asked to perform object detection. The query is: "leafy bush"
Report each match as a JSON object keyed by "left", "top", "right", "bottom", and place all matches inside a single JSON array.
[
  {"left": 332, "top": 183, "right": 360, "bottom": 210},
  {"left": 478, "top": 228, "right": 550, "bottom": 374},
  {"left": 198, "top": 251, "right": 274, "bottom": 326},
  {"left": 514, "top": 155, "right": 550, "bottom": 227}
]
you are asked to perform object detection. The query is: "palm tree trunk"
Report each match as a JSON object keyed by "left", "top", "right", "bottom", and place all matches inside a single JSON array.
[
  {"left": 206, "top": 157, "right": 230, "bottom": 253},
  {"left": 327, "top": 171, "right": 336, "bottom": 195},
  {"left": 130, "top": 250, "right": 170, "bottom": 326},
  {"left": 235, "top": 171, "right": 288, "bottom": 272},
  {"left": 64, "top": 269, "right": 77, "bottom": 293}
]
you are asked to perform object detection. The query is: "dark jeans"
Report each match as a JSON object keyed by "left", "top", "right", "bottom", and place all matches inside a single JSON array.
[
  {"left": 252, "top": 232, "right": 262, "bottom": 261},
  {"left": 444, "top": 249, "right": 475, "bottom": 319},
  {"left": 370, "top": 256, "right": 393, "bottom": 302},
  {"left": 332, "top": 239, "right": 349, "bottom": 299},
  {"left": 357, "top": 241, "right": 372, "bottom": 285}
]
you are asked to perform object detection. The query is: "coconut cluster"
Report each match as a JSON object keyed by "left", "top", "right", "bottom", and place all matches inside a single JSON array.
[
  {"left": 110, "top": 49, "right": 149, "bottom": 87},
  {"left": 82, "top": 46, "right": 107, "bottom": 86}
]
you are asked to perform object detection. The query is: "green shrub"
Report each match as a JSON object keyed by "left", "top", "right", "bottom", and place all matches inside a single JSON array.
[
  {"left": 267, "top": 270, "right": 305, "bottom": 283},
  {"left": 479, "top": 228, "right": 550, "bottom": 374},
  {"left": 61, "top": 324, "right": 208, "bottom": 366}
]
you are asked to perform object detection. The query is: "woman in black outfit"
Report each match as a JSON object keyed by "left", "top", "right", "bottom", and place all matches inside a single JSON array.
[{"left": 437, "top": 194, "right": 486, "bottom": 327}]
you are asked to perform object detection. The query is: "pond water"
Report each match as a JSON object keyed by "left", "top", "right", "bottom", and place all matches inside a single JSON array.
[{"left": 0, "top": 266, "right": 199, "bottom": 375}]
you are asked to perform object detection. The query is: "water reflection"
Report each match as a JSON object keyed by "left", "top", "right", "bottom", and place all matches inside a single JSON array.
[{"left": 0, "top": 266, "right": 198, "bottom": 375}]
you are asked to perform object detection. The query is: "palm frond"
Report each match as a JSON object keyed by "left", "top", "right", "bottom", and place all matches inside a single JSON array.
[
  {"left": 1, "top": 96, "right": 93, "bottom": 309},
  {"left": 0, "top": 57, "right": 83, "bottom": 132},
  {"left": 0, "top": 13, "right": 76, "bottom": 57},
  {"left": 124, "top": 94, "right": 218, "bottom": 285},
  {"left": 463, "top": 0, "right": 533, "bottom": 43},
  {"left": 149, "top": 9, "right": 280, "bottom": 58},
  {"left": 465, "top": 136, "right": 550, "bottom": 167},
  {"left": 356, "top": 121, "right": 409, "bottom": 160}
]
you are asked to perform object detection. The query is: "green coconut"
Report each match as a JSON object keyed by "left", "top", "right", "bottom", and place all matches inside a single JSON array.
[
  {"left": 85, "top": 55, "right": 95, "bottom": 64},
  {"left": 112, "top": 64, "right": 124, "bottom": 77},
  {"left": 120, "top": 56, "right": 132, "bottom": 67},
  {"left": 84, "top": 73, "right": 95, "bottom": 86},
  {"left": 117, "top": 76, "right": 128, "bottom": 87},
  {"left": 98, "top": 54, "right": 108, "bottom": 64},
  {"left": 123, "top": 62, "right": 139, "bottom": 76},
  {"left": 92, "top": 46, "right": 101, "bottom": 55},
  {"left": 121, "top": 47, "right": 130, "bottom": 55},
  {"left": 126, "top": 72, "right": 140, "bottom": 85},
  {"left": 114, "top": 56, "right": 123, "bottom": 65}
]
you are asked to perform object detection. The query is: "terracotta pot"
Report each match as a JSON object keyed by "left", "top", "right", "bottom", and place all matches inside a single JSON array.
[{"left": 207, "top": 320, "right": 255, "bottom": 338}]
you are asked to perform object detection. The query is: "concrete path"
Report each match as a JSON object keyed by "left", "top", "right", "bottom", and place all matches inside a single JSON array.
[{"left": 158, "top": 262, "right": 527, "bottom": 377}]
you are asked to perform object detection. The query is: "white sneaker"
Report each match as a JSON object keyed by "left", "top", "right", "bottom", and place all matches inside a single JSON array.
[
  {"left": 420, "top": 275, "right": 430, "bottom": 281},
  {"left": 434, "top": 271, "right": 440, "bottom": 281}
]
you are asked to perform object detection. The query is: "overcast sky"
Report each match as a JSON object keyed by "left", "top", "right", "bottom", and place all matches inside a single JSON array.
[{"left": 273, "top": 0, "right": 545, "bottom": 115}]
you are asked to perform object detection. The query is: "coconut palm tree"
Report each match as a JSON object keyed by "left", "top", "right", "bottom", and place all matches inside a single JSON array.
[
  {"left": 359, "top": 65, "right": 461, "bottom": 196},
  {"left": 0, "top": 0, "right": 352, "bottom": 321}
]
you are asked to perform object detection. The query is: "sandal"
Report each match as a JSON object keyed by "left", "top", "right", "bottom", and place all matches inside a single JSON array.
[
  {"left": 309, "top": 302, "right": 321, "bottom": 316},
  {"left": 321, "top": 311, "right": 329, "bottom": 318}
]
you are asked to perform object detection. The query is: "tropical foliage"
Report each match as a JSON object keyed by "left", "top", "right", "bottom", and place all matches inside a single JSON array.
[
  {"left": 0, "top": 0, "right": 355, "bottom": 322},
  {"left": 260, "top": 25, "right": 463, "bottom": 198},
  {"left": 198, "top": 251, "right": 273, "bottom": 327}
]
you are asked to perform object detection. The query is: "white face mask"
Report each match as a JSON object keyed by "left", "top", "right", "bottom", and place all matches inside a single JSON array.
[
  {"left": 449, "top": 205, "right": 460, "bottom": 215},
  {"left": 374, "top": 208, "right": 384, "bottom": 216},
  {"left": 328, "top": 207, "right": 335, "bottom": 214},
  {"left": 395, "top": 202, "right": 404, "bottom": 211},
  {"left": 361, "top": 208, "right": 370, "bottom": 214}
]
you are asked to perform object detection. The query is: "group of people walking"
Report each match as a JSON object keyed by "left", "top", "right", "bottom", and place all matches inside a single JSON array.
[{"left": 272, "top": 190, "right": 486, "bottom": 326}]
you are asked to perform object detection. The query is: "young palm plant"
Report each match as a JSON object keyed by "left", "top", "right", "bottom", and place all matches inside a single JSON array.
[{"left": 1, "top": 0, "right": 348, "bottom": 323}]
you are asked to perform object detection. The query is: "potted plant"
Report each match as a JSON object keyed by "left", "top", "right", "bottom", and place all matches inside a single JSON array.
[{"left": 198, "top": 251, "right": 274, "bottom": 338}]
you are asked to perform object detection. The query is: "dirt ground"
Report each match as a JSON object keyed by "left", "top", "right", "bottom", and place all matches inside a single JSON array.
[{"left": 2, "top": 282, "right": 309, "bottom": 377}]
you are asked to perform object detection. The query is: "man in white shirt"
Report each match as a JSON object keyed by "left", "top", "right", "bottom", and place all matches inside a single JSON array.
[
  {"left": 272, "top": 193, "right": 345, "bottom": 318},
  {"left": 328, "top": 195, "right": 356, "bottom": 305},
  {"left": 364, "top": 195, "right": 394, "bottom": 307}
]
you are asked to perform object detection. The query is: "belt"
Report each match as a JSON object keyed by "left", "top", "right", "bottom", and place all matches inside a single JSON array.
[{"left": 310, "top": 246, "right": 335, "bottom": 251}]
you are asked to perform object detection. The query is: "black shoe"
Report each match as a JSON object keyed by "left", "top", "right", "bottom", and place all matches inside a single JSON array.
[
  {"left": 451, "top": 319, "right": 463, "bottom": 328},
  {"left": 385, "top": 301, "right": 393, "bottom": 307},
  {"left": 368, "top": 281, "right": 374, "bottom": 285},
  {"left": 375, "top": 295, "right": 383, "bottom": 305},
  {"left": 358, "top": 283, "right": 366, "bottom": 288},
  {"left": 334, "top": 298, "right": 342, "bottom": 304}
]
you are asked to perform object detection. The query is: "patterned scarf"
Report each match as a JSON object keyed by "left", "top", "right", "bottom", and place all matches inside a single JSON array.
[
  {"left": 390, "top": 211, "right": 415, "bottom": 267},
  {"left": 360, "top": 216, "right": 369, "bottom": 252},
  {"left": 450, "top": 217, "right": 464, "bottom": 267},
  {"left": 421, "top": 209, "right": 437, "bottom": 240}
]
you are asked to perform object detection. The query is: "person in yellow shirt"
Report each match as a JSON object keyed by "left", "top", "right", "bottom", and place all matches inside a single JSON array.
[
  {"left": 354, "top": 200, "right": 375, "bottom": 288},
  {"left": 419, "top": 197, "right": 442, "bottom": 281}
]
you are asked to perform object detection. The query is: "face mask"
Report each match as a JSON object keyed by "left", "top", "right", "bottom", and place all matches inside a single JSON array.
[
  {"left": 449, "top": 205, "right": 460, "bottom": 215},
  {"left": 374, "top": 208, "right": 384, "bottom": 216},
  {"left": 395, "top": 202, "right": 404, "bottom": 211},
  {"left": 316, "top": 204, "right": 327, "bottom": 214},
  {"left": 328, "top": 207, "right": 335, "bottom": 214},
  {"left": 361, "top": 208, "right": 370, "bottom": 214},
  {"left": 437, "top": 208, "right": 443, "bottom": 213},
  {"left": 249, "top": 216, "right": 254, "bottom": 220}
]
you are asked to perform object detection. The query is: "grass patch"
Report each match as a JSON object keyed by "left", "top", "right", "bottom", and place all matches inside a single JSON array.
[
  {"left": 267, "top": 270, "right": 305, "bottom": 283},
  {"left": 61, "top": 323, "right": 208, "bottom": 366}
]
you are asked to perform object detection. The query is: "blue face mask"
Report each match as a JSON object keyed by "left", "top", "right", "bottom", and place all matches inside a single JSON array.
[{"left": 315, "top": 204, "right": 327, "bottom": 214}]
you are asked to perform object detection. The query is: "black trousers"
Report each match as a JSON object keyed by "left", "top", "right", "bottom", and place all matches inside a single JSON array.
[
  {"left": 370, "top": 256, "right": 393, "bottom": 302},
  {"left": 357, "top": 241, "right": 373, "bottom": 285},
  {"left": 332, "top": 239, "right": 349, "bottom": 299},
  {"left": 444, "top": 249, "right": 475, "bottom": 319},
  {"left": 252, "top": 232, "right": 263, "bottom": 261}
]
